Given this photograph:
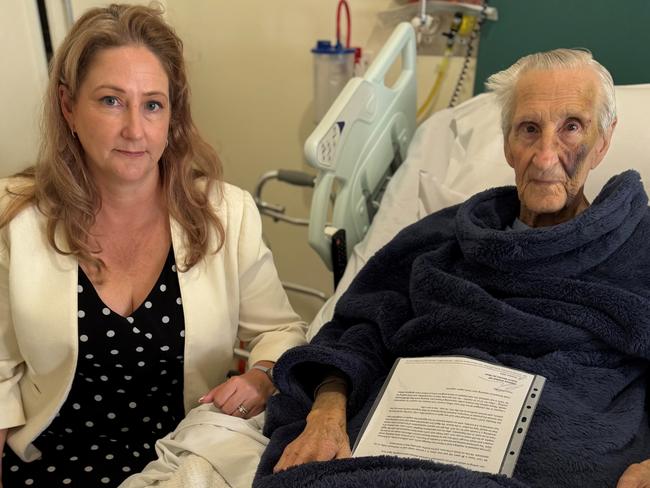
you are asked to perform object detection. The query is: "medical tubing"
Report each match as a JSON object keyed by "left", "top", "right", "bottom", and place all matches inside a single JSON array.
[
  {"left": 448, "top": 1, "right": 489, "bottom": 108},
  {"left": 336, "top": 0, "right": 351, "bottom": 48},
  {"left": 416, "top": 46, "right": 452, "bottom": 121}
]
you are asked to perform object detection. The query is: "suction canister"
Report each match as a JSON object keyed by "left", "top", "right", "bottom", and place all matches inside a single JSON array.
[{"left": 311, "top": 40, "right": 355, "bottom": 123}]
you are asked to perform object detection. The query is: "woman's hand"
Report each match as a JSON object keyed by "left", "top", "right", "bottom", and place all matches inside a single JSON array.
[
  {"left": 198, "top": 361, "right": 275, "bottom": 418},
  {"left": 617, "top": 460, "right": 650, "bottom": 488},
  {"left": 274, "top": 381, "right": 350, "bottom": 472}
]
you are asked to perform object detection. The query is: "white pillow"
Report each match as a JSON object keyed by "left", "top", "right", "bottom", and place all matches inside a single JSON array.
[
  {"left": 421, "top": 84, "right": 650, "bottom": 216},
  {"left": 590, "top": 84, "right": 650, "bottom": 197},
  {"left": 419, "top": 93, "right": 513, "bottom": 215}
]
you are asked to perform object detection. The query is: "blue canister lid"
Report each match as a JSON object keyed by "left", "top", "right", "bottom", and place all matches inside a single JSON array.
[{"left": 311, "top": 40, "right": 356, "bottom": 55}]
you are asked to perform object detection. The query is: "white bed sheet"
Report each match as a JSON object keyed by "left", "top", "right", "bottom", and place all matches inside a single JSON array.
[
  {"left": 309, "top": 85, "right": 650, "bottom": 339},
  {"left": 119, "top": 405, "right": 267, "bottom": 488}
]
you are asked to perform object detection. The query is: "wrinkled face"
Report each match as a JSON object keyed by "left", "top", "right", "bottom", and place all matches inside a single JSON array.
[
  {"left": 60, "top": 45, "right": 171, "bottom": 189},
  {"left": 504, "top": 68, "right": 614, "bottom": 226}
]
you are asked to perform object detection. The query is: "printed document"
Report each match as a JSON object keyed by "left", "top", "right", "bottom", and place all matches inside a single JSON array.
[{"left": 352, "top": 356, "right": 545, "bottom": 476}]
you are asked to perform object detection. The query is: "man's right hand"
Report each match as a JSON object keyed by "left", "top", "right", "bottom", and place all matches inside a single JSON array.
[{"left": 273, "top": 384, "right": 350, "bottom": 472}]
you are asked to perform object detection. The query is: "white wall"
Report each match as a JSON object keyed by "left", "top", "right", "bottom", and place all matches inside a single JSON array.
[
  {"left": 0, "top": 1, "right": 49, "bottom": 176},
  {"left": 166, "top": 0, "right": 477, "bottom": 322},
  {"left": 166, "top": 0, "right": 380, "bottom": 322}
]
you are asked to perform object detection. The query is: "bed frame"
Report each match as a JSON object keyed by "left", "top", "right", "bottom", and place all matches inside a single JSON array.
[{"left": 304, "top": 23, "right": 417, "bottom": 281}]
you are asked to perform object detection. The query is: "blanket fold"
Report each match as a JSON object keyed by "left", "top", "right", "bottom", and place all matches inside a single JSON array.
[{"left": 256, "top": 171, "right": 650, "bottom": 488}]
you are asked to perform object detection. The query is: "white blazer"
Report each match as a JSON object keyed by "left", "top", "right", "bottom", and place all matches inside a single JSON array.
[{"left": 0, "top": 180, "right": 307, "bottom": 461}]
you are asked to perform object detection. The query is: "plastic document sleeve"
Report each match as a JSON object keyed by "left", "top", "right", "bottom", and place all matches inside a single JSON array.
[{"left": 352, "top": 356, "right": 545, "bottom": 477}]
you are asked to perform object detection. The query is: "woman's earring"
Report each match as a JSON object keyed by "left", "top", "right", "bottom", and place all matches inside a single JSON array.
[
  {"left": 71, "top": 128, "right": 77, "bottom": 139},
  {"left": 165, "top": 139, "right": 169, "bottom": 148}
]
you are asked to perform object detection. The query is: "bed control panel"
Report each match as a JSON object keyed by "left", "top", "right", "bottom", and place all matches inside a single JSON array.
[{"left": 317, "top": 122, "right": 343, "bottom": 167}]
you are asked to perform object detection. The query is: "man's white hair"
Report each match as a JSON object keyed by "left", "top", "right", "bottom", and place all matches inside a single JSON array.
[{"left": 485, "top": 48, "right": 616, "bottom": 136}]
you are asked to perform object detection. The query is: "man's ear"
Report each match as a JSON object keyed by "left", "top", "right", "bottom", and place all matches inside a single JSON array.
[
  {"left": 591, "top": 117, "right": 617, "bottom": 170},
  {"left": 504, "top": 136, "right": 515, "bottom": 168},
  {"left": 59, "top": 85, "right": 75, "bottom": 130}
]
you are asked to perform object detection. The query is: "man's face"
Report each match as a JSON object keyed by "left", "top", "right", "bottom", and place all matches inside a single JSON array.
[{"left": 504, "top": 68, "right": 615, "bottom": 226}]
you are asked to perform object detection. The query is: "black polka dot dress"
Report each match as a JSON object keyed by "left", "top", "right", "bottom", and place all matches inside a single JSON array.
[{"left": 2, "top": 247, "right": 186, "bottom": 486}]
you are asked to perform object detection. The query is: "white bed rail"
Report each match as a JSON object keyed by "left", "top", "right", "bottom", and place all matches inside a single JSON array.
[{"left": 304, "top": 23, "right": 417, "bottom": 275}]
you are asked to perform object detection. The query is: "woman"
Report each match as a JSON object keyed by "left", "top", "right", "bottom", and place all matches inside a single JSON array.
[{"left": 0, "top": 4, "right": 306, "bottom": 486}]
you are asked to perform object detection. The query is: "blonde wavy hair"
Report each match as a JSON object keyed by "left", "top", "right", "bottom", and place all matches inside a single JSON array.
[{"left": 2, "top": 3, "right": 224, "bottom": 272}]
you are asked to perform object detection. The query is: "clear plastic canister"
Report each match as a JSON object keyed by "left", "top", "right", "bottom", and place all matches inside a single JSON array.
[{"left": 312, "top": 40, "right": 355, "bottom": 123}]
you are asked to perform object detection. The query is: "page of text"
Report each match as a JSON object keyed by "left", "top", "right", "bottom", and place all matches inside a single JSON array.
[{"left": 352, "top": 356, "right": 539, "bottom": 474}]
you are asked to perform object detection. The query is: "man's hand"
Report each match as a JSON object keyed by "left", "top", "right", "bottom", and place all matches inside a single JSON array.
[
  {"left": 617, "top": 460, "right": 650, "bottom": 488},
  {"left": 274, "top": 381, "right": 350, "bottom": 472},
  {"left": 198, "top": 361, "right": 275, "bottom": 418}
]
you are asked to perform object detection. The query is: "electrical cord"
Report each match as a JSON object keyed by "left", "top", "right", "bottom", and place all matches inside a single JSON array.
[
  {"left": 415, "top": 10, "right": 463, "bottom": 122},
  {"left": 448, "top": 0, "right": 489, "bottom": 108}
]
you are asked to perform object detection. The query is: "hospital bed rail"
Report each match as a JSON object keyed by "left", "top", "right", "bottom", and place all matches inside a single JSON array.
[
  {"left": 253, "top": 169, "right": 329, "bottom": 302},
  {"left": 253, "top": 169, "right": 314, "bottom": 226},
  {"left": 304, "top": 22, "right": 417, "bottom": 275}
]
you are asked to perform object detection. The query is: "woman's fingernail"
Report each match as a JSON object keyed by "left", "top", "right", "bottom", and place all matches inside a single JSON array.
[{"left": 198, "top": 396, "right": 205, "bottom": 403}]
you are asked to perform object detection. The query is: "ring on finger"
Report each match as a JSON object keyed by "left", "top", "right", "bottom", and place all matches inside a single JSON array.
[{"left": 237, "top": 403, "right": 249, "bottom": 415}]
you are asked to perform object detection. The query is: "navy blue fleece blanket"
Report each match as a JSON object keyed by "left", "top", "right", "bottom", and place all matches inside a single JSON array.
[{"left": 255, "top": 171, "right": 650, "bottom": 488}]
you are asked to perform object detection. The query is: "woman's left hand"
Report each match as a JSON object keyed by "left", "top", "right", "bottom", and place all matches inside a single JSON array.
[
  {"left": 198, "top": 361, "right": 275, "bottom": 418},
  {"left": 617, "top": 460, "right": 650, "bottom": 488}
]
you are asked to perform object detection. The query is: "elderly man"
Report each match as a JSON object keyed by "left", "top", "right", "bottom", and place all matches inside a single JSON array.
[{"left": 254, "top": 49, "right": 650, "bottom": 488}]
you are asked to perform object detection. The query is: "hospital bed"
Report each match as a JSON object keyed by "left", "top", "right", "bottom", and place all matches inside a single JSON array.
[
  {"left": 124, "top": 21, "right": 650, "bottom": 488},
  {"left": 304, "top": 22, "right": 650, "bottom": 339}
]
